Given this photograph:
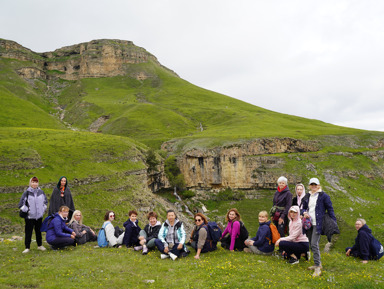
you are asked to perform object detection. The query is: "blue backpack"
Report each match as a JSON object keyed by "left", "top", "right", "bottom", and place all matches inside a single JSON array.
[
  {"left": 207, "top": 222, "right": 222, "bottom": 243},
  {"left": 98, "top": 222, "right": 110, "bottom": 248},
  {"left": 40, "top": 214, "right": 55, "bottom": 232},
  {"left": 370, "top": 237, "right": 384, "bottom": 260}
]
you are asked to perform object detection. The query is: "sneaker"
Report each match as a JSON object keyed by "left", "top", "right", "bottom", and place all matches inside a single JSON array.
[
  {"left": 160, "top": 254, "right": 169, "bottom": 259},
  {"left": 134, "top": 246, "right": 143, "bottom": 251},
  {"left": 37, "top": 246, "right": 46, "bottom": 251},
  {"left": 142, "top": 247, "right": 148, "bottom": 255},
  {"left": 22, "top": 248, "right": 30, "bottom": 254},
  {"left": 288, "top": 257, "right": 299, "bottom": 265},
  {"left": 313, "top": 267, "right": 322, "bottom": 277},
  {"left": 305, "top": 251, "right": 311, "bottom": 261},
  {"left": 243, "top": 248, "right": 252, "bottom": 253},
  {"left": 169, "top": 253, "right": 178, "bottom": 261}
]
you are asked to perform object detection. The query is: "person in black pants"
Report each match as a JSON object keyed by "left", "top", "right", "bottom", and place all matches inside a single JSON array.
[{"left": 18, "top": 176, "right": 48, "bottom": 253}]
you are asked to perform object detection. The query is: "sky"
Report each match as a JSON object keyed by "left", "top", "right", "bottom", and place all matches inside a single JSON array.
[{"left": 2, "top": 0, "right": 384, "bottom": 131}]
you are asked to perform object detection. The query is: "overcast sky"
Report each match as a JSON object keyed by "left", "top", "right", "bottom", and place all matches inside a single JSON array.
[{"left": 2, "top": 0, "right": 384, "bottom": 131}]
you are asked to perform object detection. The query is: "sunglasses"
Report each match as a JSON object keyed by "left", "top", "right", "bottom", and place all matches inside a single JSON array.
[
  {"left": 195, "top": 219, "right": 202, "bottom": 222},
  {"left": 109, "top": 214, "right": 115, "bottom": 217}
]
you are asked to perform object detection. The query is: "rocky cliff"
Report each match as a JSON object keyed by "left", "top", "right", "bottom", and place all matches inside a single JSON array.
[
  {"left": 0, "top": 38, "right": 177, "bottom": 80},
  {"left": 164, "top": 137, "right": 384, "bottom": 191}
]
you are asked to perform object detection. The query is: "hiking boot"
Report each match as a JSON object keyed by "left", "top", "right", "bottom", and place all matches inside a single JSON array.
[
  {"left": 288, "top": 257, "right": 299, "bottom": 265},
  {"left": 160, "top": 253, "right": 169, "bottom": 259},
  {"left": 134, "top": 245, "right": 143, "bottom": 251},
  {"left": 37, "top": 246, "right": 46, "bottom": 251},
  {"left": 312, "top": 267, "right": 322, "bottom": 277},
  {"left": 142, "top": 247, "right": 148, "bottom": 255},
  {"left": 22, "top": 248, "right": 30, "bottom": 254},
  {"left": 169, "top": 253, "right": 178, "bottom": 261}
]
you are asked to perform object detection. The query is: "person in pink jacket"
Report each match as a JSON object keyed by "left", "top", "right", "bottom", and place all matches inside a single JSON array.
[
  {"left": 275, "top": 205, "right": 309, "bottom": 264},
  {"left": 220, "top": 208, "right": 246, "bottom": 251}
]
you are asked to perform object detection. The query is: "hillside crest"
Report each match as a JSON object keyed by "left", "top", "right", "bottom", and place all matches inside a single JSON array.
[{"left": 0, "top": 38, "right": 177, "bottom": 80}]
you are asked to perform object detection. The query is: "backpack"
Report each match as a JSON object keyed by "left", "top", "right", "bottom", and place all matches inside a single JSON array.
[
  {"left": 266, "top": 223, "right": 280, "bottom": 244},
  {"left": 370, "top": 237, "right": 384, "bottom": 260},
  {"left": 207, "top": 222, "right": 222, "bottom": 243},
  {"left": 40, "top": 214, "right": 55, "bottom": 232},
  {"left": 231, "top": 221, "right": 249, "bottom": 241},
  {"left": 98, "top": 222, "right": 110, "bottom": 248}
]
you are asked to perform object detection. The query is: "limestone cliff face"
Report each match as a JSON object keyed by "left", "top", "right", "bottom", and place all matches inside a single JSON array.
[
  {"left": 174, "top": 138, "right": 319, "bottom": 190},
  {"left": 0, "top": 38, "right": 177, "bottom": 80}
]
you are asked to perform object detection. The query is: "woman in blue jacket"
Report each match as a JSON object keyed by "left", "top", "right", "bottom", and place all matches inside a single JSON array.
[
  {"left": 302, "top": 178, "right": 337, "bottom": 277},
  {"left": 46, "top": 206, "right": 76, "bottom": 249},
  {"left": 155, "top": 210, "right": 187, "bottom": 261},
  {"left": 244, "top": 211, "right": 274, "bottom": 255},
  {"left": 346, "top": 218, "right": 383, "bottom": 263},
  {"left": 18, "top": 176, "right": 48, "bottom": 253}
]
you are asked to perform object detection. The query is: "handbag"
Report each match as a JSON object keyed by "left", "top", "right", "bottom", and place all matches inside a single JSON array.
[
  {"left": 273, "top": 211, "right": 281, "bottom": 222},
  {"left": 19, "top": 197, "right": 29, "bottom": 218}
]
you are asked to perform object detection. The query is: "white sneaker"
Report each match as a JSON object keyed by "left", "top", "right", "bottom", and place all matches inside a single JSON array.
[
  {"left": 169, "top": 253, "right": 178, "bottom": 261},
  {"left": 161, "top": 254, "right": 170, "bottom": 259},
  {"left": 313, "top": 267, "right": 322, "bottom": 277},
  {"left": 37, "top": 246, "right": 46, "bottom": 251},
  {"left": 134, "top": 246, "right": 143, "bottom": 251},
  {"left": 22, "top": 248, "right": 30, "bottom": 254}
]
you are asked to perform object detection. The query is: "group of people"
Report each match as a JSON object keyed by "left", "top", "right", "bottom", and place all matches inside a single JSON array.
[{"left": 18, "top": 175, "right": 382, "bottom": 275}]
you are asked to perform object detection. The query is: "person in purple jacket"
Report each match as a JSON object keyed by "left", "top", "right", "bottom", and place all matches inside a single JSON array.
[
  {"left": 46, "top": 206, "right": 76, "bottom": 250},
  {"left": 220, "top": 208, "right": 245, "bottom": 251},
  {"left": 244, "top": 210, "right": 274, "bottom": 255},
  {"left": 270, "top": 176, "right": 292, "bottom": 238}
]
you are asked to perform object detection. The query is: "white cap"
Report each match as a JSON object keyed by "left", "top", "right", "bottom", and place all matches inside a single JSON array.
[
  {"left": 289, "top": 207, "right": 298, "bottom": 212},
  {"left": 309, "top": 178, "right": 320, "bottom": 185}
]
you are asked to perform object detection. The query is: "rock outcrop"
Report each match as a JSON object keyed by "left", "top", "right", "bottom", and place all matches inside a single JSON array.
[
  {"left": 0, "top": 38, "right": 178, "bottom": 80},
  {"left": 172, "top": 138, "right": 319, "bottom": 190}
]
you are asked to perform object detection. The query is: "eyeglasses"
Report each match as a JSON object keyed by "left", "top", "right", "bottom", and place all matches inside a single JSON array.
[
  {"left": 109, "top": 214, "right": 115, "bottom": 217},
  {"left": 195, "top": 219, "right": 202, "bottom": 222}
]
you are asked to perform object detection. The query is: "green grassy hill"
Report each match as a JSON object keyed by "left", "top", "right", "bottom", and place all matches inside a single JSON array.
[{"left": 1, "top": 39, "right": 384, "bottom": 288}]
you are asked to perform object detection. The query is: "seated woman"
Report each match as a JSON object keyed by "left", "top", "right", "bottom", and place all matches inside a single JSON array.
[
  {"left": 244, "top": 210, "right": 275, "bottom": 255},
  {"left": 275, "top": 206, "right": 310, "bottom": 264},
  {"left": 155, "top": 210, "right": 187, "bottom": 261},
  {"left": 46, "top": 206, "right": 76, "bottom": 249},
  {"left": 68, "top": 210, "right": 97, "bottom": 245},
  {"left": 138, "top": 211, "right": 161, "bottom": 255},
  {"left": 102, "top": 210, "right": 125, "bottom": 248},
  {"left": 190, "top": 213, "right": 216, "bottom": 259},
  {"left": 220, "top": 208, "right": 246, "bottom": 251},
  {"left": 346, "top": 218, "right": 384, "bottom": 263},
  {"left": 123, "top": 210, "right": 141, "bottom": 249}
]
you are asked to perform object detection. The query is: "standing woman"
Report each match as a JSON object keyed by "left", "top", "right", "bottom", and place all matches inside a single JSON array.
[
  {"left": 49, "top": 176, "right": 75, "bottom": 220},
  {"left": 302, "top": 177, "right": 337, "bottom": 277},
  {"left": 18, "top": 177, "right": 48, "bottom": 253},
  {"left": 292, "top": 183, "right": 306, "bottom": 211},
  {"left": 220, "top": 208, "right": 246, "bottom": 251},
  {"left": 271, "top": 176, "right": 292, "bottom": 238},
  {"left": 68, "top": 210, "right": 97, "bottom": 245}
]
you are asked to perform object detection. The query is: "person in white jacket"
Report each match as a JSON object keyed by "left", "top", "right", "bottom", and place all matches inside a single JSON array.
[{"left": 102, "top": 211, "right": 125, "bottom": 248}]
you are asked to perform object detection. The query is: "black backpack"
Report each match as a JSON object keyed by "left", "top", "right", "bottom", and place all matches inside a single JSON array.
[{"left": 231, "top": 221, "right": 249, "bottom": 241}]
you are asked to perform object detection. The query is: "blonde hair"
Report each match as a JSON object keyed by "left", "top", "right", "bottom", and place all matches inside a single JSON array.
[
  {"left": 69, "top": 210, "right": 83, "bottom": 225},
  {"left": 356, "top": 218, "right": 366, "bottom": 225},
  {"left": 259, "top": 211, "right": 269, "bottom": 218}
]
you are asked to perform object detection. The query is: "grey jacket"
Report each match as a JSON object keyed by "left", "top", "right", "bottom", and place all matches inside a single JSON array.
[{"left": 18, "top": 187, "right": 48, "bottom": 219}]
